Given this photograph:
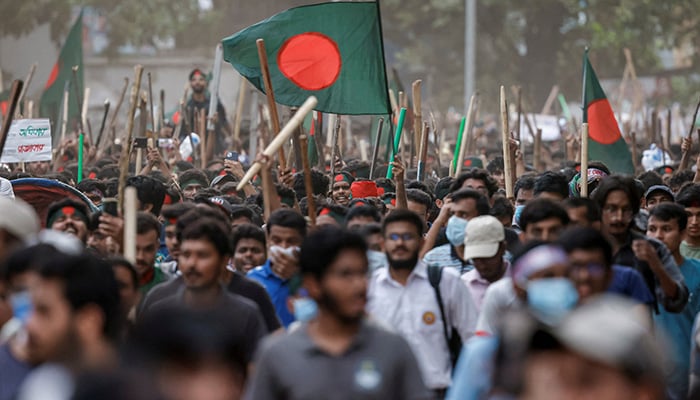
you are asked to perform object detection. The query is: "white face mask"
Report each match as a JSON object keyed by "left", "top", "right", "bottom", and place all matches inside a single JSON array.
[{"left": 446, "top": 216, "right": 468, "bottom": 246}]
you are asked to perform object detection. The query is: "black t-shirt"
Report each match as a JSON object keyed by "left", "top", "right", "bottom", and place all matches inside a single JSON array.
[{"left": 140, "top": 273, "right": 281, "bottom": 332}]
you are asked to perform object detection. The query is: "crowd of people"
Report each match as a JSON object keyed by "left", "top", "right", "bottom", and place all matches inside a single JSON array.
[{"left": 1, "top": 69, "right": 700, "bottom": 400}]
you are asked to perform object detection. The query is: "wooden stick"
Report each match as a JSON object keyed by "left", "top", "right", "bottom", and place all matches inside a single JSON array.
[
  {"left": 500, "top": 86, "right": 513, "bottom": 199},
  {"left": 680, "top": 96, "right": 700, "bottom": 171},
  {"left": 147, "top": 72, "right": 155, "bottom": 131},
  {"left": 236, "top": 96, "right": 318, "bottom": 191},
  {"left": 666, "top": 109, "right": 672, "bottom": 151},
  {"left": 369, "top": 117, "right": 384, "bottom": 179},
  {"left": 233, "top": 79, "right": 246, "bottom": 142},
  {"left": 330, "top": 115, "right": 341, "bottom": 178},
  {"left": 106, "top": 78, "right": 129, "bottom": 146},
  {"left": 199, "top": 108, "right": 207, "bottom": 168},
  {"left": 412, "top": 80, "right": 422, "bottom": 167},
  {"left": 0, "top": 80, "right": 23, "bottom": 155},
  {"left": 59, "top": 81, "right": 70, "bottom": 148},
  {"left": 256, "top": 39, "right": 286, "bottom": 167},
  {"left": 158, "top": 89, "right": 165, "bottom": 133},
  {"left": 81, "top": 87, "right": 91, "bottom": 136},
  {"left": 455, "top": 94, "right": 477, "bottom": 177},
  {"left": 118, "top": 65, "right": 144, "bottom": 210},
  {"left": 14, "top": 64, "right": 36, "bottom": 118},
  {"left": 96, "top": 100, "right": 110, "bottom": 149},
  {"left": 516, "top": 86, "right": 522, "bottom": 142},
  {"left": 540, "top": 85, "right": 559, "bottom": 115},
  {"left": 71, "top": 66, "right": 85, "bottom": 137},
  {"left": 299, "top": 133, "right": 316, "bottom": 226},
  {"left": 417, "top": 122, "right": 429, "bottom": 181},
  {"left": 630, "top": 130, "right": 639, "bottom": 174},
  {"left": 123, "top": 186, "right": 137, "bottom": 264},
  {"left": 580, "top": 123, "right": 589, "bottom": 198}
]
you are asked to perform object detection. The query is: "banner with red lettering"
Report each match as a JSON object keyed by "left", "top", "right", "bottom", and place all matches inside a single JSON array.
[{"left": 1, "top": 119, "right": 52, "bottom": 163}]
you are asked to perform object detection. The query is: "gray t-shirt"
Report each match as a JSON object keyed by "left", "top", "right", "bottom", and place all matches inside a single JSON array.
[{"left": 244, "top": 320, "right": 432, "bottom": 400}]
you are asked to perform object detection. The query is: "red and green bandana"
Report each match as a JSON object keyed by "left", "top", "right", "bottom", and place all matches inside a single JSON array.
[
  {"left": 47, "top": 206, "right": 89, "bottom": 228},
  {"left": 163, "top": 217, "right": 178, "bottom": 227},
  {"left": 334, "top": 172, "right": 354, "bottom": 185},
  {"left": 318, "top": 207, "right": 345, "bottom": 225}
]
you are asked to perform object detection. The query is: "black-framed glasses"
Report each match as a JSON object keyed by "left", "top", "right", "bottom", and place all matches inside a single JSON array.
[{"left": 386, "top": 233, "right": 417, "bottom": 242}]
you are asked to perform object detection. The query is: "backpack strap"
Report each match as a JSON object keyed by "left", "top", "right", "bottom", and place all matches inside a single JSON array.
[{"left": 427, "top": 265, "right": 451, "bottom": 344}]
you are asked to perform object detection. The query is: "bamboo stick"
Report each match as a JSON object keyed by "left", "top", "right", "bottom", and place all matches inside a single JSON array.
[
  {"left": 256, "top": 39, "right": 286, "bottom": 167},
  {"left": 500, "top": 86, "right": 513, "bottom": 199},
  {"left": 581, "top": 123, "right": 589, "bottom": 197},
  {"left": 117, "top": 66, "right": 144, "bottom": 210}
]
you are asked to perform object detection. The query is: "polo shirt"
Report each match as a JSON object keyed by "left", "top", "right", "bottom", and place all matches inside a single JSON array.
[
  {"left": 423, "top": 244, "right": 472, "bottom": 274},
  {"left": 244, "top": 320, "right": 431, "bottom": 400},
  {"left": 460, "top": 261, "right": 511, "bottom": 313},
  {"left": 247, "top": 259, "right": 295, "bottom": 328},
  {"left": 654, "top": 258, "right": 700, "bottom": 400},
  {"left": 367, "top": 261, "right": 477, "bottom": 389}
]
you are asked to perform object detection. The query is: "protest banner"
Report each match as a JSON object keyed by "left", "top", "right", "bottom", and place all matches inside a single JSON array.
[{"left": 1, "top": 118, "right": 52, "bottom": 163}]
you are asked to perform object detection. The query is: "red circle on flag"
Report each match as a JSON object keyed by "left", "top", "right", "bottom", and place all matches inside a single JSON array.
[
  {"left": 277, "top": 32, "right": 341, "bottom": 91},
  {"left": 587, "top": 99, "right": 622, "bottom": 145}
]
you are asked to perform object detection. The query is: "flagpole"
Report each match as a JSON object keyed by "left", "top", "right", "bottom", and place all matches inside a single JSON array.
[
  {"left": 500, "top": 85, "right": 513, "bottom": 199},
  {"left": 455, "top": 94, "right": 476, "bottom": 177},
  {"left": 256, "top": 39, "right": 287, "bottom": 167},
  {"left": 14, "top": 64, "right": 36, "bottom": 118},
  {"left": 0, "top": 80, "right": 23, "bottom": 157},
  {"left": 387, "top": 108, "right": 406, "bottom": 179},
  {"left": 581, "top": 123, "right": 589, "bottom": 197},
  {"left": 299, "top": 132, "right": 316, "bottom": 226},
  {"left": 369, "top": 117, "right": 384, "bottom": 179}
]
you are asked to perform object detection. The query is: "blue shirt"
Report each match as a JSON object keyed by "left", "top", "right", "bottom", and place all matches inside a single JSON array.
[
  {"left": 247, "top": 260, "right": 294, "bottom": 328},
  {"left": 654, "top": 258, "right": 700, "bottom": 400},
  {"left": 446, "top": 336, "right": 499, "bottom": 400},
  {"left": 607, "top": 265, "right": 655, "bottom": 306}
]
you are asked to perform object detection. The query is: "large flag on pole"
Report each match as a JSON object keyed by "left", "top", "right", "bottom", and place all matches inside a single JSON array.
[
  {"left": 40, "top": 11, "right": 83, "bottom": 126},
  {"left": 222, "top": 2, "right": 391, "bottom": 115},
  {"left": 582, "top": 50, "right": 634, "bottom": 174}
]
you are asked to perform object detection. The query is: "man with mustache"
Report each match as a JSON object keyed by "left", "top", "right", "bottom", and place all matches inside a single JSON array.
[
  {"left": 367, "top": 209, "right": 477, "bottom": 398},
  {"left": 134, "top": 213, "right": 171, "bottom": 295},
  {"left": 330, "top": 172, "right": 353, "bottom": 206},
  {"left": 46, "top": 199, "right": 90, "bottom": 244},
  {"left": 245, "top": 226, "right": 430, "bottom": 399},
  {"left": 593, "top": 175, "right": 688, "bottom": 313}
]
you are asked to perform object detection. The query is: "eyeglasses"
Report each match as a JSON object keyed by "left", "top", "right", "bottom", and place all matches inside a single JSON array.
[
  {"left": 602, "top": 205, "right": 634, "bottom": 218},
  {"left": 386, "top": 233, "right": 418, "bottom": 242}
]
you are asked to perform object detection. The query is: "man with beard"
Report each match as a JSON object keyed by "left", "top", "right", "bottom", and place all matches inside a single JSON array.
[
  {"left": 330, "top": 172, "right": 353, "bottom": 206},
  {"left": 367, "top": 209, "right": 478, "bottom": 397},
  {"left": 46, "top": 199, "right": 90, "bottom": 244},
  {"left": 134, "top": 213, "right": 171, "bottom": 295},
  {"left": 184, "top": 68, "right": 229, "bottom": 155},
  {"left": 149, "top": 217, "right": 266, "bottom": 362},
  {"left": 593, "top": 175, "right": 687, "bottom": 313},
  {"left": 245, "top": 226, "right": 430, "bottom": 400}
]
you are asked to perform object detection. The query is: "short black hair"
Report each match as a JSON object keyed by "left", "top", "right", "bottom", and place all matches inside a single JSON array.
[
  {"left": 669, "top": 170, "right": 694, "bottom": 192},
  {"left": 375, "top": 178, "right": 396, "bottom": 195},
  {"left": 266, "top": 209, "right": 307, "bottom": 237},
  {"left": 637, "top": 170, "right": 663, "bottom": 191},
  {"left": 137, "top": 212, "right": 161, "bottom": 236},
  {"left": 676, "top": 184, "right": 700, "bottom": 208},
  {"left": 519, "top": 198, "right": 570, "bottom": 232},
  {"left": 106, "top": 256, "right": 139, "bottom": 289},
  {"left": 127, "top": 175, "right": 166, "bottom": 215},
  {"left": 178, "top": 169, "right": 209, "bottom": 187},
  {"left": 176, "top": 207, "right": 230, "bottom": 241},
  {"left": 180, "top": 217, "right": 232, "bottom": 257},
  {"left": 534, "top": 171, "right": 569, "bottom": 199},
  {"left": 382, "top": 209, "right": 424, "bottom": 236},
  {"left": 593, "top": 175, "right": 641, "bottom": 215},
  {"left": 232, "top": 223, "right": 266, "bottom": 252},
  {"left": 406, "top": 188, "right": 432, "bottom": 210},
  {"left": 563, "top": 197, "right": 601, "bottom": 223},
  {"left": 514, "top": 174, "right": 536, "bottom": 197},
  {"left": 345, "top": 205, "right": 382, "bottom": 226},
  {"left": 649, "top": 202, "right": 688, "bottom": 231},
  {"left": 160, "top": 203, "right": 196, "bottom": 221},
  {"left": 76, "top": 179, "right": 106, "bottom": 196},
  {"left": 490, "top": 196, "right": 514, "bottom": 221},
  {"left": 358, "top": 222, "right": 382, "bottom": 237},
  {"left": 299, "top": 226, "right": 367, "bottom": 280},
  {"left": 487, "top": 156, "right": 504, "bottom": 174},
  {"left": 97, "top": 164, "right": 120, "bottom": 180},
  {"left": 434, "top": 176, "right": 455, "bottom": 200},
  {"left": 450, "top": 188, "right": 490, "bottom": 216},
  {"left": 292, "top": 170, "right": 330, "bottom": 200},
  {"left": 38, "top": 252, "right": 121, "bottom": 340},
  {"left": 1, "top": 243, "right": 60, "bottom": 283},
  {"left": 451, "top": 169, "right": 499, "bottom": 196},
  {"left": 406, "top": 181, "right": 434, "bottom": 199},
  {"left": 558, "top": 227, "right": 613, "bottom": 268}
]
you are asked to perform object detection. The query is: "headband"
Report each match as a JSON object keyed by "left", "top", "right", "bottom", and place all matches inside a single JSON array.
[
  {"left": 47, "top": 206, "right": 89, "bottom": 228},
  {"left": 512, "top": 245, "right": 569, "bottom": 288}
]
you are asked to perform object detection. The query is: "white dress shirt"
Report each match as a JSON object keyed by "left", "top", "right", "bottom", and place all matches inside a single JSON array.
[{"left": 367, "top": 261, "right": 478, "bottom": 389}]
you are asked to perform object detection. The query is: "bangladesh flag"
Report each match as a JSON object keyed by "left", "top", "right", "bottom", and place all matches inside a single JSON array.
[
  {"left": 582, "top": 50, "right": 634, "bottom": 174},
  {"left": 0, "top": 89, "right": 8, "bottom": 117},
  {"left": 40, "top": 11, "right": 83, "bottom": 127},
  {"left": 222, "top": 2, "right": 391, "bottom": 115}
]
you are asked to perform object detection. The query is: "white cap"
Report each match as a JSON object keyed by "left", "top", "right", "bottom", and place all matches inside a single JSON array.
[
  {"left": 463, "top": 215, "right": 505, "bottom": 259},
  {"left": 0, "top": 197, "right": 40, "bottom": 242}
]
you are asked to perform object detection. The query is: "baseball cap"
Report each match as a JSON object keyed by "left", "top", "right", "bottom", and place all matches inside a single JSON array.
[
  {"left": 210, "top": 173, "right": 237, "bottom": 188},
  {"left": 463, "top": 215, "right": 505, "bottom": 259},
  {"left": 644, "top": 185, "right": 674, "bottom": 201},
  {"left": 551, "top": 295, "right": 664, "bottom": 382},
  {"left": 0, "top": 198, "right": 40, "bottom": 242}
]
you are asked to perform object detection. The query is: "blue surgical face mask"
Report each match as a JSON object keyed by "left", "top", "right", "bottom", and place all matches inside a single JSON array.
[
  {"left": 446, "top": 215, "right": 468, "bottom": 247},
  {"left": 293, "top": 297, "right": 318, "bottom": 322},
  {"left": 10, "top": 291, "right": 32, "bottom": 325},
  {"left": 526, "top": 278, "right": 578, "bottom": 325}
]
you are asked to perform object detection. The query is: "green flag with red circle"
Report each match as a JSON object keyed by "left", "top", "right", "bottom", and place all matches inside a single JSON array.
[
  {"left": 222, "top": 1, "right": 391, "bottom": 115},
  {"left": 582, "top": 50, "right": 634, "bottom": 174}
]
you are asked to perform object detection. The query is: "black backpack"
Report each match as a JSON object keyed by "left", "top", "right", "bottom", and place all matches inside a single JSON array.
[{"left": 427, "top": 265, "right": 463, "bottom": 368}]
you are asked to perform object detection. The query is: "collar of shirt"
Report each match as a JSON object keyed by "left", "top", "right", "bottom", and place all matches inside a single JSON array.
[
  {"left": 260, "top": 259, "right": 288, "bottom": 282},
  {"left": 463, "top": 260, "right": 511, "bottom": 285},
  {"left": 376, "top": 260, "right": 428, "bottom": 286}
]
